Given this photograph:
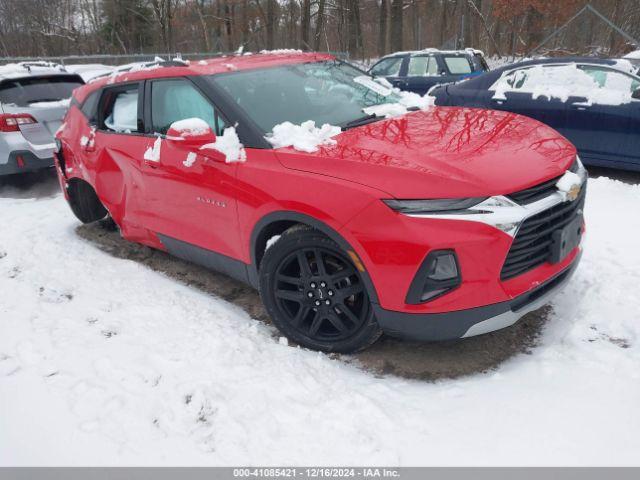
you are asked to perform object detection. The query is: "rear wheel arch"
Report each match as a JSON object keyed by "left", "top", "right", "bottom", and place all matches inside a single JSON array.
[
  {"left": 248, "top": 211, "right": 379, "bottom": 304},
  {"left": 66, "top": 177, "right": 108, "bottom": 224}
]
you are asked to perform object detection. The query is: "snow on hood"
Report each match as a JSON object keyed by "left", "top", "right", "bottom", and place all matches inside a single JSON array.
[
  {"left": 492, "top": 63, "right": 636, "bottom": 106},
  {"left": 276, "top": 107, "right": 576, "bottom": 199}
]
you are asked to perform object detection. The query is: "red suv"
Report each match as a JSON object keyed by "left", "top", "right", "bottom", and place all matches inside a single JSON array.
[{"left": 54, "top": 53, "right": 586, "bottom": 353}]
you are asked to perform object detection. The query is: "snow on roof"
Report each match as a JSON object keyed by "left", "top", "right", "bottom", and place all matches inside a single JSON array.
[
  {"left": 385, "top": 48, "right": 484, "bottom": 58},
  {"left": 0, "top": 61, "right": 68, "bottom": 80},
  {"left": 623, "top": 50, "right": 640, "bottom": 60}
]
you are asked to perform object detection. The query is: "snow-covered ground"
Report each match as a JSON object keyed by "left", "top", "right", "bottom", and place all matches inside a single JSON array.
[{"left": 1, "top": 174, "right": 639, "bottom": 466}]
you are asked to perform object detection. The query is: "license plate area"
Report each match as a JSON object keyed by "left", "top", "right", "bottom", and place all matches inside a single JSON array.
[{"left": 550, "top": 213, "right": 583, "bottom": 263}]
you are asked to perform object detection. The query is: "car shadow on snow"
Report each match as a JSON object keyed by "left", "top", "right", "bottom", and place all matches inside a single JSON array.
[
  {"left": 0, "top": 168, "right": 60, "bottom": 199},
  {"left": 75, "top": 220, "right": 548, "bottom": 381}
]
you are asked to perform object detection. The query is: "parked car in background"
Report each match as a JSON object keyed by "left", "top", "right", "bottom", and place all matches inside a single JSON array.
[
  {"left": 623, "top": 50, "right": 640, "bottom": 75},
  {"left": 430, "top": 57, "right": 640, "bottom": 171},
  {"left": 0, "top": 62, "right": 83, "bottom": 176},
  {"left": 55, "top": 53, "right": 585, "bottom": 353},
  {"left": 368, "top": 48, "right": 489, "bottom": 95}
]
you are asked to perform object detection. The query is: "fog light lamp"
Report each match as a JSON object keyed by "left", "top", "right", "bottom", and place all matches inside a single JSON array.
[{"left": 406, "top": 250, "right": 462, "bottom": 304}]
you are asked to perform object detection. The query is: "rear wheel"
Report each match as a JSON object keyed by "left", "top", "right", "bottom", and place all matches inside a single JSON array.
[
  {"left": 67, "top": 180, "right": 108, "bottom": 224},
  {"left": 259, "top": 226, "right": 381, "bottom": 353}
]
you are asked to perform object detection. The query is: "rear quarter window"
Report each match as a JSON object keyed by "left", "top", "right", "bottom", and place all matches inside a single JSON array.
[
  {"left": 443, "top": 57, "right": 473, "bottom": 75},
  {"left": 80, "top": 90, "right": 100, "bottom": 124},
  {"left": 99, "top": 85, "right": 141, "bottom": 133}
]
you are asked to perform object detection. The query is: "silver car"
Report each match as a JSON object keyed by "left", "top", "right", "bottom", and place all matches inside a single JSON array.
[{"left": 0, "top": 62, "right": 83, "bottom": 176}]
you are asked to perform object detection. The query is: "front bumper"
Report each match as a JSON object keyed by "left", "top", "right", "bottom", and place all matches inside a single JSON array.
[
  {"left": 374, "top": 250, "right": 581, "bottom": 341},
  {"left": 0, "top": 150, "right": 54, "bottom": 176}
]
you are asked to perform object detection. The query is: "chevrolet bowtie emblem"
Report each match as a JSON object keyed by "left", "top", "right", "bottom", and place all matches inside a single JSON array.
[{"left": 567, "top": 184, "right": 581, "bottom": 202}]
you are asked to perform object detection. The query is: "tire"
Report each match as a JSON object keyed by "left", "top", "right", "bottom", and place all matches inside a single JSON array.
[
  {"left": 259, "top": 225, "right": 382, "bottom": 353},
  {"left": 67, "top": 180, "right": 108, "bottom": 224}
]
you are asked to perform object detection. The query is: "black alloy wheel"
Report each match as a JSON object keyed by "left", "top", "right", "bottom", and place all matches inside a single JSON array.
[{"left": 259, "top": 226, "right": 381, "bottom": 352}]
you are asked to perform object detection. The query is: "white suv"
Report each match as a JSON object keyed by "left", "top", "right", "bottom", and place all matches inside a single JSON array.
[{"left": 0, "top": 62, "right": 83, "bottom": 176}]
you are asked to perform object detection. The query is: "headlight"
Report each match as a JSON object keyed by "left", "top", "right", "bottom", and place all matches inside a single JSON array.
[{"left": 383, "top": 197, "right": 488, "bottom": 215}]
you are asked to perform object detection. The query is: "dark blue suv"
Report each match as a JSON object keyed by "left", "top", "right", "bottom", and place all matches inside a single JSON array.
[{"left": 368, "top": 49, "right": 489, "bottom": 95}]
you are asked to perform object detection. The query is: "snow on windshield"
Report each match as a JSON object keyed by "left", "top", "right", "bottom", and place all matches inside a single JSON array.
[
  {"left": 265, "top": 120, "right": 341, "bottom": 153},
  {"left": 200, "top": 126, "right": 246, "bottom": 163},
  {"left": 363, "top": 76, "right": 435, "bottom": 118},
  {"left": 492, "top": 63, "right": 638, "bottom": 106}
]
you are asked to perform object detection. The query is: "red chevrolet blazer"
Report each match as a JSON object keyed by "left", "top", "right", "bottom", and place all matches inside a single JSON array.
[{"left": 54, "top": 53, "right": 586, "bottom": 352}]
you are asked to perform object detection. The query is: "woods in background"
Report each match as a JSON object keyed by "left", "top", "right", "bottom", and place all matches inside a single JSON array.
[{"left": 0, "top": 0, "right": 639, "bottom": 60}]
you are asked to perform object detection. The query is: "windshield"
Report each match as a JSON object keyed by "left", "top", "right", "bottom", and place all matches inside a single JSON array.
[
  {"left": 209, "top": 60, "right": 401, "bottom": 133},
  {"left": 0, "top": 75, "right": 83, "bottom": 107}
]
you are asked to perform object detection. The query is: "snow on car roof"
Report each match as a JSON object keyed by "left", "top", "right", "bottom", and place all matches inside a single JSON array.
[
  {"left": 623, "top": 50, "right": 640, "bottom": 60},
  {"left": 0, "top": 61, "right": 69, "bottom": 80},
  {"left": 383, "top": 48, "right": 484, "bottom": 58}
]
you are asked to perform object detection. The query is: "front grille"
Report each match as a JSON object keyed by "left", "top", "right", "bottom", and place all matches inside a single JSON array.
[
  {"left": 501, "top": 186, "right": 586, "bottom": 280},
  {"left": 506, "top": 175, "right": 562, "bottom": 205}
]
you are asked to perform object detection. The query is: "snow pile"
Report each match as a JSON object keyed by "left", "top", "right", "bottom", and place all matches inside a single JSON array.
[
  {"left": 168, "top": 118, "right": 211, "bottom": 138},
  {"left": 360, "top": 76, "right": 435, "bottom": 118},
  {"left": 611, "top": 59, "right": 636, "bottom": 75},
  {"left": 492, "top": 63, "right": 635, "bottom": 106},
  {"left": 200, "top": 126, "right": 246, "bottom": 163},
  {"left": 266, "top": 120, "right": 341, "bottom": 153},
  {"left": 144, "top": 137, "right": 162, "bottom": 162},
  {"left": 623, "top": 50, "right": 640, "bottom": 60},
  {"left": 223, "top": 63, "right": 238, "bottom": 71},
  {"left": 183, "top": 152, "right": 197, "bottom": 168}
]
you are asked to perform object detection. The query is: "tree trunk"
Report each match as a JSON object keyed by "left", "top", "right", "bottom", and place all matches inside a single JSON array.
[
  {"left": 377, "top": 0, "right": 388, "bottom": 56},
  {"left": 301, "top": 0, "right": 311, "bottom": 50},
  {"left": 313, "top": 0, "right": 326, "bottom": 51},
  {"left": 266, "top": 0, "right": 276, "bottom": 49},
  {"left": 347, "top": 0, "right": 362, "bottom": 57},
  {"left": 390, "top": 0, "right": 403, "bottom": 52}
]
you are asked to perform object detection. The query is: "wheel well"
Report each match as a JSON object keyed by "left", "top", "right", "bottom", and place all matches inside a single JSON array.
[
  {"left": 66, "top": 178, "right": 108, "bottom": 224},
  {"left": 254, "top": 220, "right": 302, "bottom": 269},
  {"left": 249, "top": 212, "right": 380, "bottom": 304}
]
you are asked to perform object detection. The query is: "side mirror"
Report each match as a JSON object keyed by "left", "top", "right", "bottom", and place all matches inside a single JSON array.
[
  {"left": 632, "top": 87, "right": 640, "bottom": 100},
  {"left": 166, "top": 118, "right": 216, "bottom": 146}
]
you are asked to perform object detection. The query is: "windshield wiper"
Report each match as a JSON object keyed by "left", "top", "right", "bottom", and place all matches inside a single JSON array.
[{"left": 341, "top": 113, "right": 381, "bottom": 131}]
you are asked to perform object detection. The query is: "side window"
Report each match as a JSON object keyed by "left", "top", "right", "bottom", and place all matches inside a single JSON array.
[
  {"left": 100, "top": 85, "right": 140, "bottom": 133},
  {"left": 150, "top": 79, "right": 224, "bottom": 135},
  {"left": 370, "top": 57, "right": 403, "bottom": 77},
  {"left": 443, "top": 56, "right": 473, "bottom": 75},
  {"left": 579, "top": 66, "right": 640, "bottom": 94},
  {"left": 492, "top": 69, "right": 530, "bottom": 90},
  {"left": 407, "top": 56, "right": 438, "bottom": 77}
]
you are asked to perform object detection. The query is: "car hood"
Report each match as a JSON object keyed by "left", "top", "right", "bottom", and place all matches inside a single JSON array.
[{"left": 276, "top": 107, "right": 576, "bottom": 199}]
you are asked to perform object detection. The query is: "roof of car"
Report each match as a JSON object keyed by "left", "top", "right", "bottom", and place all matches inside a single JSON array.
[
  {"left": 381, "top": 48, "right": 484, "bottom": 59},
  {"left": 0, "top": 61, "right": 74, "bottom": 81},
  {"left": 74, "top": 51, "right": 335, "bottom": 103}
]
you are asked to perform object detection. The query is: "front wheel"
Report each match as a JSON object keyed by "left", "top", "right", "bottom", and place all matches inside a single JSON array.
[{"left": 259, "top": 226, "right": 382, "bottom": 353}]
